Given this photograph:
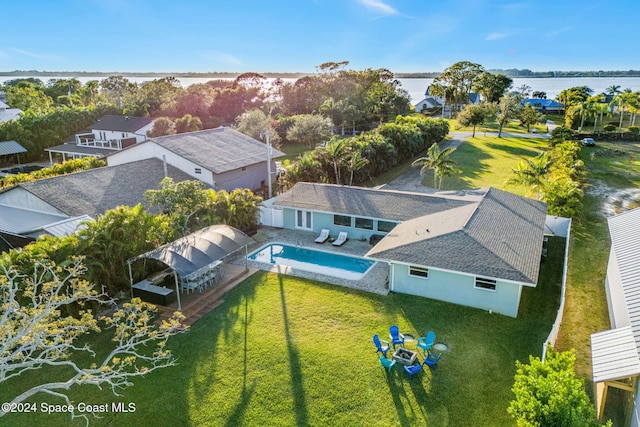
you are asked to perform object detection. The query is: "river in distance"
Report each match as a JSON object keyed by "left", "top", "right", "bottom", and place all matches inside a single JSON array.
[{"left": 2, "top": 75, "right": 640, "bottom": 105}]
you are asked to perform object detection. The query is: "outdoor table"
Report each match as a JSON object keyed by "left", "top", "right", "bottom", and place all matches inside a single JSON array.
[{"left": 132, "top": 279, "right": 175, "bottom": 305}]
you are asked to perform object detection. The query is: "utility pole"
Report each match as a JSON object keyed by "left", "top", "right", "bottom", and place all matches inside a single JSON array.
[{"left": 261, "top": 131, "right": 273, "bottom": 199}]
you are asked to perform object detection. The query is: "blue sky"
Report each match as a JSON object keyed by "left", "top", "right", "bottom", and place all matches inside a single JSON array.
[{"left": 1, "top": 0, "right": 638, "bottom": 73}]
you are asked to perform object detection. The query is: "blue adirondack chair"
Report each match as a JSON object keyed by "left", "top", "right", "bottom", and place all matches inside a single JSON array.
[
  {"left": 404, "top": 363, "right": 423, "bottom": 379},
  {"left": 416, "top": 331, "right": 436, "bottom": 355},
  {"left": 373, "top": 334, "right": 390, "bottom": 357},
  {"left": 423, "top": 352, "right": 441, "bottom": 369},
  {"left": 379, "top": 356, "right": 396, "bottom": 373},
  {"left": 389, "top": 325, "right": 405, "bottom": 349}
]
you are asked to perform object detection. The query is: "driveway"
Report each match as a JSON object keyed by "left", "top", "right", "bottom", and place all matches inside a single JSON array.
[
  {"left": 380, "top": 126, "right": 553, "bottom": 193},
  {"left": 380, "top": 131, "right": 471, "bottom": 193}
]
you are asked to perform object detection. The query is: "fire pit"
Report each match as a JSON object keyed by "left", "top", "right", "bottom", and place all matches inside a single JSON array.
[{"left": 392, "top": 347, "right": 417, "bottom": 366}]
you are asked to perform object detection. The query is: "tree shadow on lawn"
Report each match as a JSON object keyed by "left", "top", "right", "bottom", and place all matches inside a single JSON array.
[
  {"left": 382, "top": 362, "right": 432, "bottom": 426},
  {"left": 484, "top": 141, "right": 543, "bottom": 158},
  {"left": 440, "top": 142, "right": 493, "bottom": 190}
]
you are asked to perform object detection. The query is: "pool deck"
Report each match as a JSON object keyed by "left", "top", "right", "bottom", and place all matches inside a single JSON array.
[{"left": 242, "top": 227, "right": 390, "bottom": 295}]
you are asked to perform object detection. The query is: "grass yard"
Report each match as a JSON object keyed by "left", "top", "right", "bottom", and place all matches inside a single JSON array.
[
  {"left": 277, "top": 142, "right": 312, "bottom": 162},
  {"left": 421, "top": 135, "right": 549, "bottom": 195},
  {"left": 2, "top": 249, "right": 565, "bottom": 427},
  {"left": 447, "top": 117, "right": 547, "bottom": 135},
  {"left": 556, "top": 140, "right": 640, "bottom": 382}
]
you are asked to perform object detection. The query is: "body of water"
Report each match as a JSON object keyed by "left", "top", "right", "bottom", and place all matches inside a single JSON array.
[{"left": 3, "top": 74, "right": 640, "bottom": 104}]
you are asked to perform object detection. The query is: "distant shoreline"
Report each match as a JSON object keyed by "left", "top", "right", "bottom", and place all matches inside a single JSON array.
[{"left": 2, "top": 70, "right": 640, "bottom": 79}]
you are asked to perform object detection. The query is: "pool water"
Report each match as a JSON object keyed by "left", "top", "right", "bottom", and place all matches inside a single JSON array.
[{"left": 248, "top": 243, "right": 375, "bottom": 280}]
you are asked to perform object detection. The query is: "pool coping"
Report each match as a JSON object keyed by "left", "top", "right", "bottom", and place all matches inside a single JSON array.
[{"left": 242, "top": 232, "right": 390, "bottom": 295}]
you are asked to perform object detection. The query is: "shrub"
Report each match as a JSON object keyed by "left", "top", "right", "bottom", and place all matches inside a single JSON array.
[
  {"left": 603, "top": 124, "right": 616, "bottom": 131},
  {"left": 629, "top": 126, "right": 639, "bottom": 134}
]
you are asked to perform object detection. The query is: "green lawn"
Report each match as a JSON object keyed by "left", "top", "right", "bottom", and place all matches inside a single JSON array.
[
  {"left": 2, "top": 254, "right": 564, "bottom": 427},
  {"left": 447, "top": 117, "right": 548, "bottom": 135},
  {"left": 277, "top": 142, "right": 312, "bottom": 162},
  {"left": 422, "top": 135, "right": 549, "bottom": 195}
]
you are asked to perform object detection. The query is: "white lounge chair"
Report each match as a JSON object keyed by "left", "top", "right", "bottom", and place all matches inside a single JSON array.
[
  {"left": 315, "top": 229, "right": 330, "bottom": 244},
  {"left": 332, "top": 231, "right": 348, "bottom": 246}
]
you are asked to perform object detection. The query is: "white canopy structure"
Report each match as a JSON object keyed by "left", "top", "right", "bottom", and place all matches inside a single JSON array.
[{"left": 127, "top": 224, "right": 254, "bottom": 310}]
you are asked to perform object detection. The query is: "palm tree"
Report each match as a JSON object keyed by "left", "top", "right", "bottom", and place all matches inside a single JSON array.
[
  {"left": 346, "top": 150, "right": 369, "bottom": 186},
  {"left": 411, "top": 144, "right": 461, "bottom": 190},
  {"left": 605, "top": 85, "right": 621, "bottom": 96},
  {"left": 507, "top": 153, "right": 552, "bottom": 200},
  {"left": 615, "top": 89, "right": 636, "bottom": 130},
  {"left": 325, "top": 137, "right": 348, "bottom": 185}
]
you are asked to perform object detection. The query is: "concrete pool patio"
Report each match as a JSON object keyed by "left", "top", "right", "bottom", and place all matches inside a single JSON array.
[{"left": 241, "top": 227, "right": 390, "bottom": 295}]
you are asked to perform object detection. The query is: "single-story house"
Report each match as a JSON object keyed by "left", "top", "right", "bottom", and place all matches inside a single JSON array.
[
  {"left": 0, "top": 158, "right": 194, "bottom": 239},
  {"left": 105, "top": 127, "right": 285, "bottom": 194},
  {"left": 591, "top": 207, "right": 640, "bottom": 426},
  {"left": 45, "top": 115, "right": 153, "bottom": 162},
  {"left": 266, "top": 182, "right": 547, "bottom": 317},
  {"left": 521, "top": 98, "right": 565, "bottom": 114}
]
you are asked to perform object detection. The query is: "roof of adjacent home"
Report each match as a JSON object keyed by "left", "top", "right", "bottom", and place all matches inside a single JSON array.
[
  {"left": 149, "top": 127, "right": 285, "bottom": 174},
  {"left": 607, "top": 208, "right": 640, "bottom": 350},
  {"left": 367, "top": 188, "right": 547, "bottom": 284},
  {"left": 274, "top": 182, "right": 476, "bottom": 222},
  {"left": 88, "top": 115, "right": 153, "bottom": 133},
  {"left": 4, "top": 158, "right": 195, "bottom": 218}
]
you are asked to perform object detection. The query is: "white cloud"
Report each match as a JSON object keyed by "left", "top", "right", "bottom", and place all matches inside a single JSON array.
[
  {"left": 10, "top": 48, "right": 60, "bottom": 61},
  {"left": 202, "top": 51, "right": 242, "bottom": 66},
  {"left": 356, "top": 0, "right": 399, "bottom": 15},
  {"left": 485, "top": 32, "right": 508, "bottom": 40},
  {"left": 545, "top": 26, "right": 572, "bottom": 38}
]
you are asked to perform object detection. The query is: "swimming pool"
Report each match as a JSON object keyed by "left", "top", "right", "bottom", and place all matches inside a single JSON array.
[{"left": 248, "top": 243, "right": 375, "bottom": 280}]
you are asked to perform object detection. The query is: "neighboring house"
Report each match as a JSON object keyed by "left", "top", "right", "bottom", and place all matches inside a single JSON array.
[
  {"left": 106, "top": 127, "right": 285, "bottom": 193},
  {"left": 265, "top": 182, "right": 547, "bottom": 317},
  {"left": 45, "top": 115, "right": 153, "bottom": 162},
  {"left": 521, "top": 98, "right": 565, "bottom": 114},
  {"left": 0, "top": 100, "right": 22, "bottom": 125},
  {"left": 0, "top": 140, "right": 27, "bottom": 166},
  {"left": 591, "top": 207, "right": 640, "bottom": 426},
  {"left": 0, "top": 158, "right": 194, "bottom": 239}
]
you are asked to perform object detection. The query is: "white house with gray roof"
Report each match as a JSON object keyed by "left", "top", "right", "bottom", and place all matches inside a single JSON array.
[
  {"left": 268, "top": 182, "right": 548, "bottom": 317},
  {"left": 105, "top": 127, "right": 284, "bottom": 193},
  {"left": 591, "top": 207, "right": 640, "bottom": 425},
  {"left": 45, "top": 115, "right": 153, "bottom": 162},
  {"left": 0, "top": 158, "right": 194, "bottom": 239}
]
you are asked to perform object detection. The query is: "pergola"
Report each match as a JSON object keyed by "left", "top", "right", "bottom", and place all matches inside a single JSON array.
[{"left": 127, "top": 224, "right": 254, "bottom": 310}]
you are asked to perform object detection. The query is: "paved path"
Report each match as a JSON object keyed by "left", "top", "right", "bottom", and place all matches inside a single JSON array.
[{"left": 380, "top": 125, "right": 555, "bottom": 193}]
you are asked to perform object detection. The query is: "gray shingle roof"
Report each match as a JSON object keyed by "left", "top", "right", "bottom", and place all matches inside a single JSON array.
[
  {"left": 274, "top": 182, "right": 475, "bottom": 221},
  {"left": 15, "top": 158, "right": 196, "bottom": 217},
  {"left": 151, "top": 127, "right": 285, "bottom": 174},
  {"left": 366, "top": 188, "right": 547, "bottom": 284},
  {"left": 89, "top": 115, "right": 152, "bottom": 133}
]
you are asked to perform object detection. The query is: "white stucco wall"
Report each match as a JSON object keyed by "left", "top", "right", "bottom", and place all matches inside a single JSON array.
[
  {"left": 390, "top": 262, "right": 523, "bottom": 318},
  {"left": 106, "top": 142, "right": 215, "bottom": 186}
]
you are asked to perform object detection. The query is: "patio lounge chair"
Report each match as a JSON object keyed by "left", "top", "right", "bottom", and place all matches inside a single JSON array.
[
  {"left": 379, "top": 356, "right": 396, "bottom": 373},
  {"left": 423, "top": 352, "right": 441, "bottom": 369},
  {"left": 404, "top": 363, "right": 422, "bottom": 379},
  {"left": 389, "top": 325, "right": 405, "bottom": 349},
  {"left": 416, "top": 331, "right": 436, "bottom": 355},
  {"left": 373, "top": 334, "right": 390, "bottom": 357},
  {"left": 332, "top": 231, "right": 348, "bottom": 246},
  {"left": 315, "top": 229, "right": 330, "bottom": 244}
]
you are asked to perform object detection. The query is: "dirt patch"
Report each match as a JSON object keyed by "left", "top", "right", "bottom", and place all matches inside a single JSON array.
[{"left": 588, "top": 180, "right": 640, "bottom": 216}]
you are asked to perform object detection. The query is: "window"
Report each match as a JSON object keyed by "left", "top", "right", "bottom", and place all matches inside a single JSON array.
[
  {"left": 377, "top": 220, "right": 398, "bottom": 233},
  {"left": 355, "top": 217, "right": 373, "bottom": 230},
  {"left": 333, "top": 215, "right": 351, "bottom": 227},
  {"left": 409, "top": 266, "right": 429, "bottom": 279},
  {"left": 195, "top": 168, "right": 202, "bottom": 174},
  {"left": 475, "top": 277, "right": 497, "bottom": 291},
  {"left": 122, "top": 132, "right": 127, "bottom": 138},
  {"left": 296, "top": 210, "right": 312, "bottom": 230}
]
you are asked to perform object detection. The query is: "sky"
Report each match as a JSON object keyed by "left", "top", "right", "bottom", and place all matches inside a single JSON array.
[{"left": 1, "top": 0, "right": 639, "bottom": 74}]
